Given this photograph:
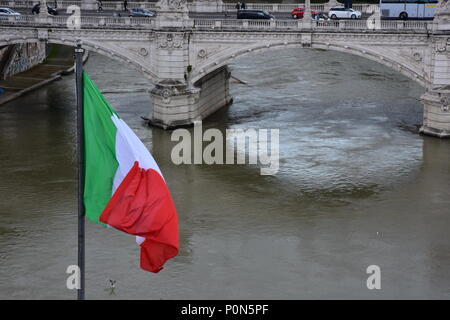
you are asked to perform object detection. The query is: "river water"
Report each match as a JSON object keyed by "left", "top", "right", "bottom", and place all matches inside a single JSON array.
[{"left": 0, "top": 48, "right": 449, "bottom": 299}]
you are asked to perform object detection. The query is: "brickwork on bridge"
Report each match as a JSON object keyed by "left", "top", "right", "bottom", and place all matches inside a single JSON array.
[{"left": 0, "top": 0, "right": 449, "bottom": 137}]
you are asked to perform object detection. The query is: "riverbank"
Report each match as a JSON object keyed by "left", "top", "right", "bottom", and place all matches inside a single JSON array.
[{"left": 0, "top": 45, "right": 88, "bottom": 106}]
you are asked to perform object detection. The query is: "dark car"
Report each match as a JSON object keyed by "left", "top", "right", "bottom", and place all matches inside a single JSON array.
[
  {"left": 31, "top": 4, "right": 58, "bottom": 15},
  {"left": 128, "top": 8, "right": 156, "bottom": 17},
  {"left": 237, "top": 10, "right": 275, "bottom": 20}
]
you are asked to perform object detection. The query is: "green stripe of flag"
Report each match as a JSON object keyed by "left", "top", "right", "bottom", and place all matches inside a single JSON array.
[{"left": 83, "top": 72, "right": 119, "bottom": 224}]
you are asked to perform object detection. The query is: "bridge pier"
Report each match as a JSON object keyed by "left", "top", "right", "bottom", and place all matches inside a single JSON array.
[
  {"left": 420, "top": 89, "right": 450, "bottom": 138},
  {"left": 147, "top": 1, "right": 232, "bottom": 128},
  {"left": 419, "top": 3, "right": 450, "bottom": 138},
  {"left": 150, "top": 66, "right": 232, "bottom": 129}
]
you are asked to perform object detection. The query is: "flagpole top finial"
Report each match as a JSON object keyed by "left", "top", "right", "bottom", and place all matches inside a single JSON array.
[{"left": 75, "top": 40, "right": 84, "bottom": 53}]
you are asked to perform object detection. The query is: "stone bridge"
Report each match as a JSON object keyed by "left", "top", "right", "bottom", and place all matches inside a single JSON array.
[{"left": 1, "top": 0, "right": 450, "bottom": 137}]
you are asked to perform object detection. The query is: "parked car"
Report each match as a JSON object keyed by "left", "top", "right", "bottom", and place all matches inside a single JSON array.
[
  {"left": 128, "top": 8, "right": 156, "bottom": 17},
  {"left": 328, "top": 6, "right": 362, "bottom": 19},
  {"left": 0, "top": 8, "right": 21, "bottom": 16},
  {"left": 237, "top": 9, "right": 275, "bottom": 20},
  {"left": 31, "top": 3, "right": 58, "bottom": 15},
  {"left": 290, "top": 8, "right": 319, "bottom": 19}
]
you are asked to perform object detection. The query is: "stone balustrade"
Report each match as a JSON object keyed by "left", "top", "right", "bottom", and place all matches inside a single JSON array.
[
  {"left": 193, "top": 18, "right": 432, "bottom": 31},
  {"left": 0, "top": 13, "right": 157, "bottom": 27},
  {"left": 0, "top": 14, "right": 434, "bottom": 31}
]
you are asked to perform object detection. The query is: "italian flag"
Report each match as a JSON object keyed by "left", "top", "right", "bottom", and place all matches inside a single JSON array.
[{"left": 82, "top": 72, "right": 179, "bottom": 273}]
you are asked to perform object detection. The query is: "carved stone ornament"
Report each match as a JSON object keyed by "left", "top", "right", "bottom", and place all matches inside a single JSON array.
[
  {"left": 161, "top": 88, "right": 173, "bottom": 103},
  {"left": 168, "top": 0, "right": 187, "bottom": 10},
  {"left": 440, "top": 94, "right": 450, "bottom": 111},
  {"left": 435, "top": 0, "right": 450, "bottom": 24},
  {"left": 437, "top": 0, "right": 450, "bottom": 14},
  {"left": 139, "top": 47, "right": 148, "bottom": 56},
  {"left": 157, "top": 33, "right": 184, "bottom": 52},
  {"left": 436, "top": 37, "right": 450, "bottom": 54},
  {"left": 38, "top": 29, "right": 48, "bottom": 41},
  {"left": 197, "top": 49, "right": 207, "bottom": 58},
  {"left": 413, "top": 52, "right": 422, "bottom": 62},
  {"left": 157, "top": 0, "right": 188, "bottom": 11}
]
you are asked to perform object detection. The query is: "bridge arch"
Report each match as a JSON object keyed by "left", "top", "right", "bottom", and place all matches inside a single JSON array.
[
  {"left": 0, "top": 37, "right": 158, "bottom": 82},
  {"left": 191, "top": 40, "right": 430, "bottom": 88}
]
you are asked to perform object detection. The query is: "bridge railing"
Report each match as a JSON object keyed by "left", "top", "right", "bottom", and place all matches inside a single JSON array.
[
  {"left": 222, "top": 3, "right": 326, "bottom": 12},
  {"left": 2, "top": 1, "right": 379, "bottom": 14},
  {"left": 193, "top": 18, "right": 432, "bottom": 31},
  {"left": 0, "top": 14, "right": 156, "bottom": 28},
  {"left": 0, "top": 14, "right": 432, "bottom": 31},
  {"left": 0, "top": 1, "right": 158, "bottom": 10}
]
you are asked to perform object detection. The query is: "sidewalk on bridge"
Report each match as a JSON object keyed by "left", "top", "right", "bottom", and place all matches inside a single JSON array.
[{"left": 0, "top": 45, "right": 88, "bottom": 106}]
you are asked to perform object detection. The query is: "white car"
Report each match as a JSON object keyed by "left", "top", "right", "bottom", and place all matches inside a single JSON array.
[
  {"left": 328, "top": 6, "right": 362, "bottom": 19},
  {"left": 0, "top": 8, "right": 21, "bottom": 16}
]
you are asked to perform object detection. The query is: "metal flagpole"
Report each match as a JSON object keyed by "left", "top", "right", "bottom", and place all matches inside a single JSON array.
[{"left": 75, "top": 42, "right": 85, "bottom": 300}]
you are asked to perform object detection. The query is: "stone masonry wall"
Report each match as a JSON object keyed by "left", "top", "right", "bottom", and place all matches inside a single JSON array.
[{"left": 0, "top": 43, "right": 47, "bottom": 80}]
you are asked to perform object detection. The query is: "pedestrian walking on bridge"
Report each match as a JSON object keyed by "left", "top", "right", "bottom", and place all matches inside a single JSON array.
[
  {"left": 97, "top": 0, "right": 103, "bottom": 12},
  {"left": 31, "top": 2, "right": 40, "bottom": 14}
]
